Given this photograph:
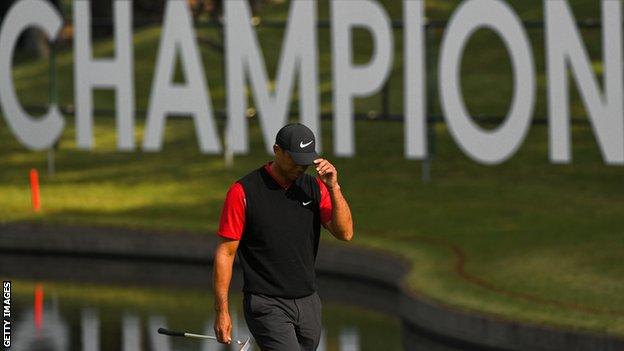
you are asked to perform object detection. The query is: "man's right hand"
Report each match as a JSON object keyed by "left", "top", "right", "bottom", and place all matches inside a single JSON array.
[
  {"left": 214, "top": 311, "right": 232, "bottom": 344},
  {"left": 213, "top": 237, "right": 239, "bottom": 344}
]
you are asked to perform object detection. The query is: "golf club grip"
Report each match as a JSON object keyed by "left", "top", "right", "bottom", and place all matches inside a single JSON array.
[{"left": 158, "top": 328, "right": 185, "bottom": 337}]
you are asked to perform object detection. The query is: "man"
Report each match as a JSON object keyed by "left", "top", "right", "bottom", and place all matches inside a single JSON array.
[{"left": 213, "top": 123, "right": 353, "bottom": 350}]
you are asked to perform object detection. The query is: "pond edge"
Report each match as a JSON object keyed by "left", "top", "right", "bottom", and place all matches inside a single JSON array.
[{"left": 1, "top": 222, "right": 622, "bottom": 351}]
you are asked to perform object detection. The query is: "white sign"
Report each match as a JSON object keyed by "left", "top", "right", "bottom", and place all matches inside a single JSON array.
[{"left": 0, "top": 0, "right": 622, "bottom": 165}]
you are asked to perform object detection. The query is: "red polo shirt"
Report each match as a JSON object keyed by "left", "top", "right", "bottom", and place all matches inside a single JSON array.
[{"left": 218, "top": 162, "right": 333, "bottom": 240}]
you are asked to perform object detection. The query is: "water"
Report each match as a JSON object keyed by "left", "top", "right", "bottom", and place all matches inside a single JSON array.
[
  {"left": 8, "top": 284, "right": 407, "bottom": 351},
  {"left": 1, "top": 253, "right": 469, "bottom": 351}
]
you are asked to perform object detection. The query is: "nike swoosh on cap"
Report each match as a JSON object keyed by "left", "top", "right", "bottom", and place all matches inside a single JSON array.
[
  {"left": 300, "top": 140, "right": 313, "bottom": 148},
  {"left": 302, "top": 200, "right": 312, "bottom": 206}
]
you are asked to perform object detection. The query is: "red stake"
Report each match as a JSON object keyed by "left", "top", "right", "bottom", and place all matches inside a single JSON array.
[{"left": 30, "top": 169, "right": 40, "bottom": 212}]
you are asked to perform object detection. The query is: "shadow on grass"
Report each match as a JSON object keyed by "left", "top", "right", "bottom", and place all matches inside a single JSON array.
[{"left": 41, "top": 200, "right": 225, "bottom": 233}]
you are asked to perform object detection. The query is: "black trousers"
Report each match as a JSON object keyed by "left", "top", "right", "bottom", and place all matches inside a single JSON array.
[{"left": 243, "top": 292, "right": 322, "bottom": 351}]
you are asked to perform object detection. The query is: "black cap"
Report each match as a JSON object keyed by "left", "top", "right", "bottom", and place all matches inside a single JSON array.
[{"left": 275, "top": 123, "right": 319, "bottom": 165}]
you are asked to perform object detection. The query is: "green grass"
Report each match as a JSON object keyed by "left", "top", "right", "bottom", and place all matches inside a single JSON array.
[{"left": 2, "top": 0, "right": 623, "bottom": 339}]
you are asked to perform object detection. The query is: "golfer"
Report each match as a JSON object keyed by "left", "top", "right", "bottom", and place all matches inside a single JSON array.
[{"left": 213, "top": 123, "right": 353, "bottom": 350}]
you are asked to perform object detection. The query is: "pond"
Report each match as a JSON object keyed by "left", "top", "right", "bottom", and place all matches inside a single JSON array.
[{"left": 2, "top": 253, "right": 471, "bottom": 351}]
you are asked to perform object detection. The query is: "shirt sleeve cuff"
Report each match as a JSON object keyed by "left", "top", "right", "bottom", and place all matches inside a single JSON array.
[{"left": 217, "top": 230, "right": 241, "bottom": 240}]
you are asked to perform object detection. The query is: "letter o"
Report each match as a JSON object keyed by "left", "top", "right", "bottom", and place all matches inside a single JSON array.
[{"left": 439, "top": 0, "right": 535, "bottom": 164}]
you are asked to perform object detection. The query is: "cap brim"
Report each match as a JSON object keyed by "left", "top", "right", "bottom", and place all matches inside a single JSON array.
[{"left": 286, "top": 150, "right": 320, "bottom": 165}]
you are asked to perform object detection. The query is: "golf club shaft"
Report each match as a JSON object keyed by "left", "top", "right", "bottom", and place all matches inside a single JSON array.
[
  {"left": 158, "top": 327, "right": 250, "bottom": 350},
  {"left": 158, "top": 327, "right": 217, "bottom": 340},
  {"left": 184, "top": 332, "right": 217, "bottom": 340}
]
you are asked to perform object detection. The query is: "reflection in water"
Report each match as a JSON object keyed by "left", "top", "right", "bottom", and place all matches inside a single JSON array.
[
  {"left": 339, "top": 327, "right": 360, "bottom": 351},
  {"left": 12, "top": 306, "right": 69, "bottom": 351},
  {"left": 82, "top": 308, "right": 99, "bottom": 351},
  {"left": 200, "top": 319, "right": 220, "bottom": 351},
  {"left": 123, "top": 313, "right": 141, "bottom": 351},
  {"left": 148, "top": 315, "right": 170, "bottom": 351},
  {"left": 2, "top": 253, "right": 451, "bottom": 350},
  {"left": 11, "top": 304, "right": 363, "bottom": 351},
  {"left": 317, "top": 329, "right": 327, "bottom": 351}
]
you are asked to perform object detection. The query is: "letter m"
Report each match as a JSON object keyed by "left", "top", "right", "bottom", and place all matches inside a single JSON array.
[{"left": 225, "top": 0, "right": 319, "bottom": 154}]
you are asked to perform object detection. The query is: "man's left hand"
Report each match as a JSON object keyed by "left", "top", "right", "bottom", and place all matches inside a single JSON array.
[{"left": 313, "top": 158, "right": 338, "bottom": 189}]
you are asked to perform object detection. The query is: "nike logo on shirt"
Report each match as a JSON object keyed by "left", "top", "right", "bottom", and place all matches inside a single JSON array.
[{"left": 302, "top": 200, "right": 312, "bottom": 206}]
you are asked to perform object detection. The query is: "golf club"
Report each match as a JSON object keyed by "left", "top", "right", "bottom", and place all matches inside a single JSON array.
[{"left": 157, "top": 327, "right": 252, "bottom": 351}]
